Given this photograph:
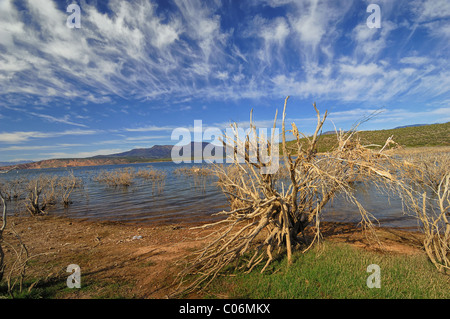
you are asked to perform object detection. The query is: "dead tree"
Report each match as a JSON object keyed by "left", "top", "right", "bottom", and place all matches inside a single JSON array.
[
  {"left": 1, "top": 190, "right": 41, "bottom": 296},
  {"left": 25, "top": 175, "right": 50, "bottom": 216},
  {"left": 421, "top": 174, "right": 450, "bottom": 274},
  {"left": 0, "top": 190, "right": 6, "bottom": 282},
  {"left": 399, "top": 170, "right": 450, "bottom": 274},
  {"left": 58, "top": 171, "right": 82, "bottom": 207},
  {"left": 174, "top": 97, "right": 397, "bottom": 295}
]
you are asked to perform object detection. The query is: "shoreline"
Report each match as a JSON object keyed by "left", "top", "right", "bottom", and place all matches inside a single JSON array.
[
  {"left": 2, "top": 145, "right": 449, "bottom": 171},
  {"left": 1, "top": 213, "right": 425, "bottom": 299}
]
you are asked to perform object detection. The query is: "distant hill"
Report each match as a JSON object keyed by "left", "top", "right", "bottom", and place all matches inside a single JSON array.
[
  {"left": 1, "top": 158, "right": 136, "bottom": 170},
  {"left": 393, "top": 124, "right": 429, "bottom": 129},
  {"left": 0, "top": 142, "right": 224, "bottom": 170},
  {"left": 1, "top": 122, "right": 448, "bottom": 171},
  {"left": 93, "top": 145, "right": 174, "bottom": 159},
  {"left": 0, "top": 160, "right": 34, "bottom": 167},
  {"left": 94, "top": 142, "right": 222, "bottom": 160},
  {"left": 286, "top": 122, "right": 450, "bottom": 153}
]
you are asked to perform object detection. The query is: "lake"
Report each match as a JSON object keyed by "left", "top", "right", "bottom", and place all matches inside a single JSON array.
[{"left": 0, "top": 161, "right": 418, "bottom": 229}]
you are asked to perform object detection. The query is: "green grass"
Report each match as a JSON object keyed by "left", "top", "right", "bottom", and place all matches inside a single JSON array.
[
  {"left": 285, "top": 122, "right": 450, "bottom": 153},
  {"left": 0, "top": 278, "right": 67, "bottom": 299},
  {"left": 0, "top": 275, "right": 135, "bottom": 299},
  {"left": 209, "top": 242, "right": 450, "bottom": 299}
]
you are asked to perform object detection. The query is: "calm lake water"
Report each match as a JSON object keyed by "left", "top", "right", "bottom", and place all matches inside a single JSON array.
[{"left": 0, "top": 161, "right": 418, "bottom": 229}]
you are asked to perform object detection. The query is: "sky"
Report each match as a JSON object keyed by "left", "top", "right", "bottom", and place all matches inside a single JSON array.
[{"left": 0, "top": 0, "right": 449, "bottom": 162}]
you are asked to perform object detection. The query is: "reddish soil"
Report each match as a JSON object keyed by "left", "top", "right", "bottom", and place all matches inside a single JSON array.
[{"left": 1, "top": 215, "right": 425, "bottom": 299}]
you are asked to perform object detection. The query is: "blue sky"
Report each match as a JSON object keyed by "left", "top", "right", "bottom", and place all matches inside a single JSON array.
[{"left": 0, "top": 0, "right": 449, "bottom": 162}]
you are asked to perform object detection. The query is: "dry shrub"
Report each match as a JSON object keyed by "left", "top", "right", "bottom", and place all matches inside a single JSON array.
[
  {"left": 0, "top": 191, "right": 6, "bottom": 282},
  {"left": 136, "top": 168, "right": 162, "bottom": 179},
  {"left": 17, "top": 173, "right": 83, "bottom": 215},
  {"left": 0, "top": 172, "right": 83, "bottom": 295},
  {"left": 0, "top": 221, "right": 30, "bottom": 296},
  {"left": 0, "top": 190, "right": 44, "bottom": 297},
  {"left": 94, "top": 167, "right": 167, "bottom": 194},
  {"left": 400, "top": 151, "right": 450, "bottom": 190},
  {"left": 174, "top": 166, "right": 214, "bottom": 191},
  {"left": 1, "top": 190, "right": 28, "bottom": 294},
  {"left": 174, "top": 166, "right": 214, "bottom": 177},
  {"left": 174, "top": 97, "right": 398, "bottom": 295},
  {"left": 0, "top": 178, "right": 27, "bottom": 201},
  {"left": 93, "top": 168, "right": 135, "bottom": 187},
  {"left": 419, "top": 174, "right": 450, "bottom": 274},
  {"left": 58, "top": 171, "right": 83, "bottom": 207},
  {"left": 394, "top": 150, "right": 450, "bottom": 274},
  {"left": 136, "top": 168, "right": 166, "bottom": 194},
  {"left": 24, "top": 175, "right": 53, "bottom": 216}
]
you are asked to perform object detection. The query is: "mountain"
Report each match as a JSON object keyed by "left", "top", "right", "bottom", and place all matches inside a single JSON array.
[
  {"left": 393, "top": 124, "right": 429, "bottom": 129},
  {"left": 95, "top": 142, "right": 222, "bottom": 159},
  {"left": 2, "top": 121, "right": 448, "bottom": 171},
  {"left": 93, "top": 145, "right": 174, "bottom": 159},
  {"left": 0, "top": 142, "right": 224, "bottom": 170},
  {"left": 0, "top": 160, "right": 34, "bottom": 167}
]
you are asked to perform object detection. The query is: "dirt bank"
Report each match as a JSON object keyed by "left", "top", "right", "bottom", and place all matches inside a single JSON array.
[{"left": 1, "top": 214, "right": 425, "bottom": 299}]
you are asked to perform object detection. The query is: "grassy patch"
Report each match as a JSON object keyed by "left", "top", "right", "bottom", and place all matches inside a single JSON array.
[
  {"left": 0, "top": 275, "right": 135, "bottom": 299},
  {"left": 209, "top": 242, "right": 450, "bottom": 299},
  {"left": 285, "top": 122, "right": 450, "bottom": 153}
]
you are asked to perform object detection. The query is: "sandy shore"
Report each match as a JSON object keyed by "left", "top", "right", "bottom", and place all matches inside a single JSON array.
[{"left": 1, "top": 214, "right": 425, "bottom": 298}]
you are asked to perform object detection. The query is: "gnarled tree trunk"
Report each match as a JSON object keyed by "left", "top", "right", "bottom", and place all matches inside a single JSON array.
[{"left": 174, "top": 97, "right": 399, "bottom": 296}]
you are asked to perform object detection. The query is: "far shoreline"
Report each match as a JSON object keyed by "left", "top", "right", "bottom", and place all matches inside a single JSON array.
[{"left": 2, "top": 144, "right": 449, "bottom": 172}]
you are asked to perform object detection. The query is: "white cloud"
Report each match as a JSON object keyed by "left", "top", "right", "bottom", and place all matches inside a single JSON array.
[
  {"left": 174, "top": 0, "right": 225, "bottom": 61},
  {"left": 351, "top": 21, "right": 397, "bottom": 61},
  {"left": 291, "top": 0, "right": 327, "bottom": 48},
  {"left": 369, "top": 107, "right": 450, "bottom": 125},
  {"left": 0, "top": 0, "right": 448, "bottom": 120},
  {"left": 0, "top": 129, "right": 98, "bottom": 143},
  {"left": 124, "top": 135, "right": 167, "bottom": 142},
  {"left": 0, "top": 0, "right": 192, "bottom": 103},
  {"left": 261, "top": 17, "right": 290, "bottom": 45},
  {"left": 244, "top": 15, "right": 290, "bottom": 68},
  {"left": 0, "top": 131, "right": 47, "bottom": 143},
  {"left": 125, "top": 125, "right": 176, "bottom": 132},
  {"left": 4, "top": 105, "right": 88, "bottom": 127},
  {"left": 270, "top": 56, "right": 435, "bottom": 103},
  {"left": 399, "top": 56, "right": 431, "bottom": 65},
  {"left": 0, "top": 144, "right": 85, "bottom": 152},
  {"left": 29, "top": 113, "right": 88, "bottom": 127},
  {"left": 340, "top": 62, "right": 383, "bottom": 76},
  {"left": 412, "top": 0, "right": 450, "bottom": 21},
  {"left": 215, "top": 71, "right": 229, "bottom": 80},
  {"left": 180, "top": 105, "right": 192, "bottom": 111},
  {"left": 287, "top": 0, "right": 352, "bottom": 54},
  {"left": 409, "top": 0, "right": 450, "bottom": 40},
  {"left": 41, "top": 148, "right": 128, "bottom": 159}
]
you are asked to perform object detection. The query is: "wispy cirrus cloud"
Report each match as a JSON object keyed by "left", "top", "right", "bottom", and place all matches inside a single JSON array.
[
  {"left": 125, "top": 125, "right": 177, "bottom": 132},
  {"left": 1, "top": 0, "right": 449, "bottom": 106},
  {"left": 40, "top": 148, "right": 129, "bottom": 159},
  {"left": 0, "top": 129, "right": 99, "bottom": 143}
]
